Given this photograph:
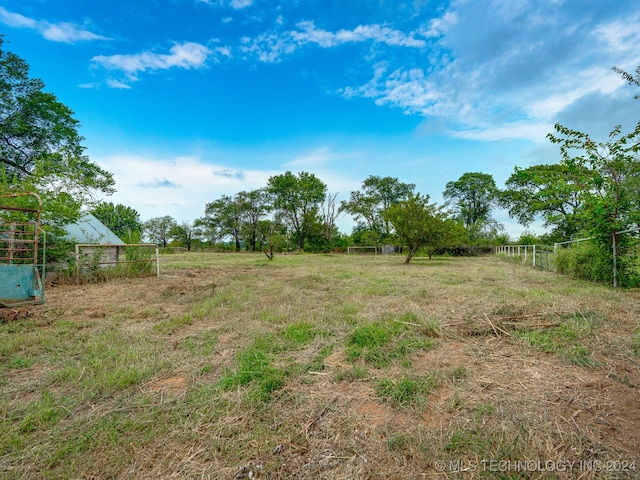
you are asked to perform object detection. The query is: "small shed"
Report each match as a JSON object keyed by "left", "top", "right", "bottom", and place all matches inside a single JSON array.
[{"left": 63, "top": 214, "right": 124, "bottom": 267}]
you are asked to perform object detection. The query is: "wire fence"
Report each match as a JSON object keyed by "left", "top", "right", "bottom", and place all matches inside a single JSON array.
[
  {"left": 494, "top": 244, "right": 555, "bottom": 270},
  {"left": 495, "top": 228, "right": 640, "bottom": 287}
]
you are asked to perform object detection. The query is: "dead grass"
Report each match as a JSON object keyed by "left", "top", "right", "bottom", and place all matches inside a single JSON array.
[{"left": 1, "top": 252, "right": 639, "bottom": 479}]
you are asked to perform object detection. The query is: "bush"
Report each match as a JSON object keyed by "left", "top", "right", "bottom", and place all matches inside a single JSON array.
[
  {"left": 556, "top": 240, "right": 640, "bottom": 287},
  {"left": 556, "top": 242, "right": 611, "bottom": 284}
]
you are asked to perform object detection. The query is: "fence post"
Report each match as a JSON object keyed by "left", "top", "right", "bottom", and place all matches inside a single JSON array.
[{"left": 612, "top": 232, "right": 618, "bottom": 288}]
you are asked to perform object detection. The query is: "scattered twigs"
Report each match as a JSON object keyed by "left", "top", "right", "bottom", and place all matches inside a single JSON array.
[{"left": 482, "top": 312, "right": 512, "bottom": 337}]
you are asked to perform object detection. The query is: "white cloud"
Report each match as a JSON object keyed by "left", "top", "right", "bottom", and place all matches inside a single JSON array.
[
  {"left": 594, "top": 16, "right": 640, "bottom": 53},
  {"left": 92, "top": 42, "right": 213, "bottom": 82},
  {"left": 0, "top": 7, "right": 36, "bottom": 28},
  {"left": 284, "top": 147, "right": 338, "bottom": 168},
  {"left": 342, "top": 64, "right": 438, "bottom": 114},
  {"left": 214, "top": 46, "right": 232, "bottom": 58},
  {"left": 0, "top": 7, "right": 109, "bottom": 43},
  {"left": 106, "top": 78, "right": 133, "bottom": 89},
  {"left": 196, "top": 0, "right": 253, "bottom": 9},
  {"left": 94, "top": 149, "right": 364, "bottom": 227},
  {"left": 97, "top": 153, "right": 277, "bottom": 222},
  {"left": 339, "top": 0, "right": 640, "bottom": 142},
  {"left": 292, "top": 21, "right": 426, "bottom": 48},
  {"left": 452, "top": 121, "right": 553, "bottom": 142},
  {"left": 424, "top": 11, "right": 457, "bottom": 38},
  {"left": 241, "top": 21, "right": 426, "bottom": 63},
  {"left": 230, "top": 0, "right": 253, "bottom": 9}
]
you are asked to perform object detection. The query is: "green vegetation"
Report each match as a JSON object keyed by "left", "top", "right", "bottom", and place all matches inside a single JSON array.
[
  {"left": 0, "top": 38, "right": 114, "bottom": 233},
  {"left": 375, "top": 374, "right": 438, "bottom": 409},
  {"left": 1, "top": 252, "right": 639, "bottom": 479},
  {"left": 513, "top": 312, "right": 599, "bottom": 366},
  {"left": 346, "top": 314, "right": 436, "bottom": 368}
]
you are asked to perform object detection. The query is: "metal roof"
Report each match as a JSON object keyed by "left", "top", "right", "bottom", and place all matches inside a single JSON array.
[{"left": 62, "top": 213, "right": 125, "bottom": 245}]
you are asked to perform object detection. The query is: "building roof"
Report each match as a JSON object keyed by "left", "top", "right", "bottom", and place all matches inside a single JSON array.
[{"left": 63, "top": 214, "right": 125, "bottom": 245}]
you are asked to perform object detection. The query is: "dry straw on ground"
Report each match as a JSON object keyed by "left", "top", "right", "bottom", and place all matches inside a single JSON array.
[{"left": 1, "top": 253, "right": 639, "bottom": 479}]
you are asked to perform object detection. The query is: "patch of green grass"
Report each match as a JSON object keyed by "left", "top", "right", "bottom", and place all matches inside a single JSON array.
[
  {"left": 281, "top": 321, "right": 323, "bottom": 345},
  {"left": 153, "top": 314, "right": 192, "bottom": 334},
  {"left": 514, "top": 312, "right": 599, "bottom": 366},
  {"left": 444, "top": 426, "right": 521, "bottom": 459},
  {"left": 346, "top": 321, "right": 400, "bottom": 367},
  {"left": 632, "top": 329, "right": 640, "bottom": 357},
  {"left": 50, "top": 332, "right": 164, "bottom": 397},
  {"left": 474, "top": 403, "right": 495, "bottom": 421},
  {"left": 7, "top": 356, "right": 36, "bottom": 369},
  {"left": 218, "top": 339, "right": 287, "bottom": 402},
  {"left": 217, "top": 321, "right": 333, "bottom": 401},
  {"left": 15, "top": 390, "right": 74, "bottom": 434},
  {"left": 376, "top": 374, "right": 438, "bottom": 409},
  {"left": 346, "top": 316, "right": 436, "bottom": 368}
]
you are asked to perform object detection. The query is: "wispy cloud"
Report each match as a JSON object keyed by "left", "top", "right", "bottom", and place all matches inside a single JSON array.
[
  {"left": 240, "top": 20, "right": 426, "bottom": 63},
  {"left": 340, "top": 0, "right": 640, "bottom": 142},
  {"left": 106, "top": 78, "right": 133, "bottom": 89},
  {"left": 214, "top": 169, "right": 245, "bottom": 179},
  {"left": 137, "top": 178, "right": 181, "bottom": 188},
  {"left": 98, "top": 153, "right": 276, "bottom": 221},
  {"left": 92, "top": 42, "right": 213, "bottom": 85},
  {"left": 0, "top": 7, "right": 109, "bottom": 43},
  {"left": 292, "top": 21, "right": 426, "bottom": 48},
  {"left": 196, "top": 0, "right": 253, "bottom": 9},
  {"left": 284, "top": 147, "right": 339, "bottom": 168}
]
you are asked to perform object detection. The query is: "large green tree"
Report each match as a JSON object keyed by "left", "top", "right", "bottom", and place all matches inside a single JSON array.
[
  {"left": 267, "top": 171, "right": 327, "bottom": 251},
  {"left": 502, "top": 120, "right": 640, "bottom": 285},
  {"left": 144, "top": 215, "right": 177, "bottom": 248},
  {"left": 501, "top": 163, "right": 591, "bottom": 241},
  {"left": 237, "top": 189, "right": 271, "bottom": 252},
  {"left": 383, "top": 193, "right": 444, "bottom": 264},
  {"left": 548, "top": 122, "right": 640, "bottom": 285},
  {"left": 170, "top": 221, "right": 196, "bottom": 251},
  {"left": 91, "top": 202, "right": 142, "bottom": 243},
  {"left": 443, "top": 172, "right": 502, "bottom": 242},
  {"left": 340, "top": 175, "right": 415, "bottom": 243},
  {"left": 199, "top": 195, "right": 244, "bottom": 251},
  {"left": 0, "top": 38, "right": 114, "bottom": 229}
]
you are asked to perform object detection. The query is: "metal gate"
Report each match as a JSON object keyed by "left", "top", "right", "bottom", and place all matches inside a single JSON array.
[{"left": 0, "top": 192, "right": 46, "bottom": 307}]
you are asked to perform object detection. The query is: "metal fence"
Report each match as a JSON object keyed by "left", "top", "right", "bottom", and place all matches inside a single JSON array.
[{"left": 496, "top": 229, "right": 640, "bottom": 287}]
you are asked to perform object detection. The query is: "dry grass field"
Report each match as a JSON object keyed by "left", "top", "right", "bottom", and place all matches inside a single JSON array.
[{"left": 1, "top": 252, "right": 639, "bottom": 479}]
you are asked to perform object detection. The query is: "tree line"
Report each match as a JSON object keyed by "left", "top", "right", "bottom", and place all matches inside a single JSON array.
[{"left": 1, "top": 38, "right": 638, "bottom": 283}]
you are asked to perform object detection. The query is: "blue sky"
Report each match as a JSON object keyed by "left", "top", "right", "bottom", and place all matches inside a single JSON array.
[{"left": 2, "top": 0, "right": 639, "bottom": 238}]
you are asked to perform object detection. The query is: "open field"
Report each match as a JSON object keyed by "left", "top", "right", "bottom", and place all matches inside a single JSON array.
[{"left": 1, "top": 252, "right": 639, "bottom": 479}]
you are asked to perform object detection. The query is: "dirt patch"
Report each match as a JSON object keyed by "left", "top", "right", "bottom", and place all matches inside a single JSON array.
[{"left": 143, "top": 376, "right": 188, "bottom": 397}]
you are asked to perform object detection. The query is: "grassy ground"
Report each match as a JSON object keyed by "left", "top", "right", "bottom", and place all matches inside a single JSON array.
[{"left": 1, "top": 252, "right": 639, "bottom": 479}]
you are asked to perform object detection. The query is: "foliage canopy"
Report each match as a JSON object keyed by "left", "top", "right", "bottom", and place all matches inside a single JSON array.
[{"left": 0, "top": 38, "right": 114, "bottom": 230}]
